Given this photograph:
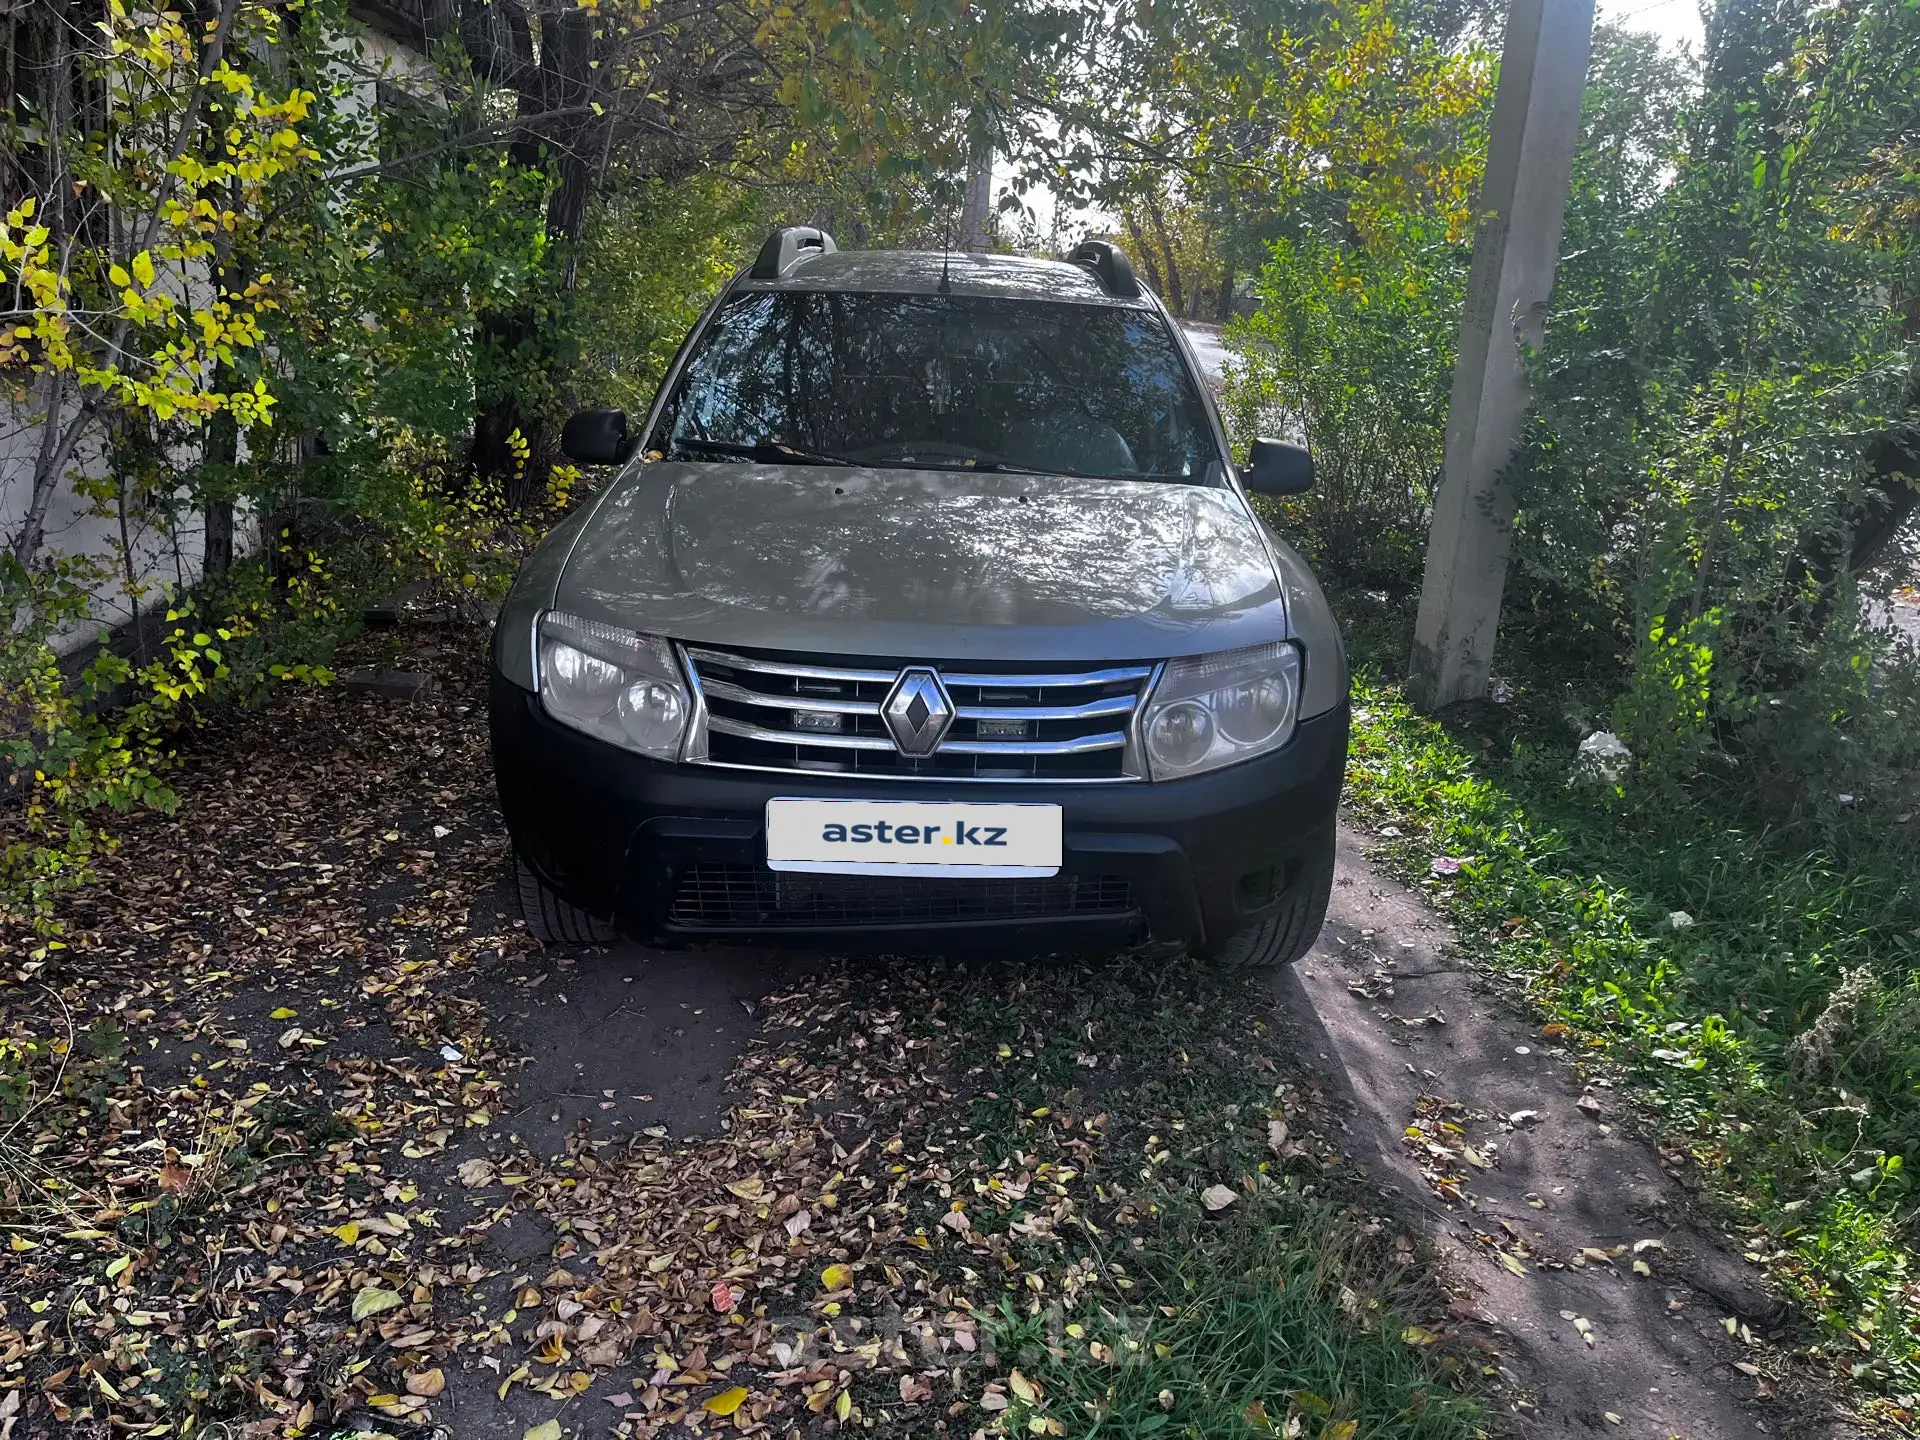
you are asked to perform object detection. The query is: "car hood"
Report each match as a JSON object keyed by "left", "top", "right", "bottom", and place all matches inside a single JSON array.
[{"left": 553, "top": 462, "right": 1287, "bottom": 661}]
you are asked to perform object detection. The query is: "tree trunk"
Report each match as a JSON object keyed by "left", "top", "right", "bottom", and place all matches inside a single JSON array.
[
  {"left": 203, "top": 410, "right": 237, "bottom": 576},
  {"left": 1123, "top": 214, "right": 1164, "bottom": 295},
  {"left": 1142, "top": 192, "right": 1184, "bottom": 315}
]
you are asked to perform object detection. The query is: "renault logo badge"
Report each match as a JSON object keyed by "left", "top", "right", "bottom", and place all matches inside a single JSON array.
[{"left": 881, "top": 668, "right": 955, "bottom": 757}]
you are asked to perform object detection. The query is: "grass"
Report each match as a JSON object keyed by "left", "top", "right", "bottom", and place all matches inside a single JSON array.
[
  {"left": 882, "top": 960, "right": 1485, "bottom": 1440},
  {"left": 992, "top": 1195, "right": 1478, "bottom": 1439},
  {"left": 1331, "top": 592, "right": 1920, "bottom": 1422}
]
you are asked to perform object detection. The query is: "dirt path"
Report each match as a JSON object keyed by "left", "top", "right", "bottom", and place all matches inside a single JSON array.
[{"left": 1281, "top": 826, "right": 1860, "bottom": 1440}]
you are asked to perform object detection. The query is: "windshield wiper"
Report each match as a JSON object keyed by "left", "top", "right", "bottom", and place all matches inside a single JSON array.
[{"left": 673, "top": 437, "right": 856, "bottom": 467}]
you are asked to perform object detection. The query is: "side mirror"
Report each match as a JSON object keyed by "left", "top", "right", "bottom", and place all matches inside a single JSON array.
[
  {"left": 562, "top": 408, "right": 633, "bottom": 464},
  {"left": 1244, "top": 437, "right": 1314, "bottom": 496}
]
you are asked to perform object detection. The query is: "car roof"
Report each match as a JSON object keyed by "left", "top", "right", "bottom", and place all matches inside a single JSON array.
[{"left": 732, "top": 249, "right": 1154, "bottom": 307}]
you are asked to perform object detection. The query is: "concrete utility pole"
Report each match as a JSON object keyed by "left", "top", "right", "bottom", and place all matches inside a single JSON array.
[
  {"left": 959, "top": 136, "right": 994, "bottom": 253},
  {"left": 1410, "top": 0, "right": 1595, "bottom": 711}
]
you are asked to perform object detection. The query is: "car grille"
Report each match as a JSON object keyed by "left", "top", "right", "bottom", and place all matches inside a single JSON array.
[
  {"left": 680, "top": 644, "right": 1157, "bottom": 782},
  {"left": 666, "top": 863, "right": 1138, "bottom": 929}
]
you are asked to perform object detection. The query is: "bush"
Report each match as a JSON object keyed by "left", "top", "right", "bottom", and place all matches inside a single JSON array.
[{"left": 1224, "top": 231, "right": 1464, "bottom": 586}]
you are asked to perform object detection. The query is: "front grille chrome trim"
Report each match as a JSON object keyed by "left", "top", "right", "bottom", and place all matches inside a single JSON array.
[
  {"left": 683, "top": 647, "right": 896, "bottom": 685},
  {"left": 700, "top": 678, "right": 881, "bottom": 715},
  {"left": 939, "top": 731, "right": 1128, "bottom": 756},
  {"left": 940, "top": 664, "right": 1155, "bottom": 688},
  {"left": 708, "top": 716, "right": 897, "bottom": 750},
  {"left": 679, "top": 643, "right": 1157, "bottom": 783},
  {"left": 955, "top": 694, "right": 1136, "bottom": 722}
]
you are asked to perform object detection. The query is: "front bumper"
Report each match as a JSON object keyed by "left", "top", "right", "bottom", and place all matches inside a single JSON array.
[{"left": 489, "top": 670, "right": 1347, "bottom": 953}]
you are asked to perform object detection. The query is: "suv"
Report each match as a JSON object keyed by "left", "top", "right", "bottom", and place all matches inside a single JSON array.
[{"left": 489, "top": 228, "right": 1348, "bottom": 969}]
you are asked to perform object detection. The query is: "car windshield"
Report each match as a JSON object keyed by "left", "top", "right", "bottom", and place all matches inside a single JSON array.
[{"left": 653, "top": 290, "right": 1219, "bottom": 482}]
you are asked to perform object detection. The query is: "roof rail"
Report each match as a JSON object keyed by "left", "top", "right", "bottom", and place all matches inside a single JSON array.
[
  {"left": 1068, "top": 240, "right": 1141, "bottom": 300},
  {"left": 750, "top": 225, "right": 837, "bottom": 280}
]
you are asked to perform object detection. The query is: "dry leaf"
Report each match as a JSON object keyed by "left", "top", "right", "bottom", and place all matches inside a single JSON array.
[
  {"left": 406, "top": 1369, "right": 445, "bottom": 1397},
  {"left": 1201, "top": 1184, "right": 1239, "bottom": 1211},
  {"left": 821, "top": 1263, "right": 851, "bottom": 1291},
  {"left": 522, "top": 1422, "right": 562, "bottom": 1440},
  {"left": 456, "top": 1157, "right": 497, "bottom": 1187},
  {"left": 725, "top": 1175, "right": 764, "bottom": 1201},
  {"left": 157, "top": 1147, "right": 192, "bottom": 1195},
  {"left": 1009, "top": 1369, "right": 1040, "bottom": 1404}
]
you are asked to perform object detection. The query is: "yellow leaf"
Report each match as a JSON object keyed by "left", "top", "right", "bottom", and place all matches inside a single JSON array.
[
  {"left": 1325, "top": 1423, "right": 1358, "bottom": 1440},
  {"left": 9, "top": 1234, "right": 37, "bottom": 1252},
  {"left": 1008, "top": 1369, "right": 1040, "bottom": 1404},
  {"left": 333, "top": 1220, "right": 360, "bottom": 1245},
  {"left": 131, "top": 251, "right": 155, "bottom": 287},
  {"left": 270, "top": 1006, "right": 298, "bottom": 1019},
  {"left": 109, "top": 263, "right": 131, "bottom": 288},
  {"left": 821, "top": 1263, "right": 851, "bottom": 1291},
  {"left": 703, "top": 1386, "right": 749, "bottom": 1416},
  {"left": 351, "top": 1286, "right": 403, "bottom": 1320},
  {"left": 1498, "top": 1250, "right": 1527, "bottom": 1275},
  {"left": 522, "top": 1422, "right": 562, "bottom": 1440},
  {"left": 835, "top": 1389, "right": 852, "bottom": 1422}
]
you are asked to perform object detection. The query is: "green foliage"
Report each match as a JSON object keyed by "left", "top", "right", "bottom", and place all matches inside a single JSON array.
[
  {"left": 1510, "top": 7, "right": 1919, "bottom": 773},
  {"left": 1225, "top": 230, "right": 1466, "bottom": 582},
  {"left": 1338, "top": 602, "right": 1920, "bottom": 1408}
]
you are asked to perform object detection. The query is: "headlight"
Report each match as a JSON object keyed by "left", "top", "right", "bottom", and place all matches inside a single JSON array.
[
  {"left": 537, "top": 612, "right": 694, "bottom": 761},
  {"left": 1140, "top": 642, "right": 1300, "bottom": 780}
]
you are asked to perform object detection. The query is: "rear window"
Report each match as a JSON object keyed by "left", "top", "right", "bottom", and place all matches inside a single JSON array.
[{"left": 651, "top": 291, "right": 1220, "bottom": 483}]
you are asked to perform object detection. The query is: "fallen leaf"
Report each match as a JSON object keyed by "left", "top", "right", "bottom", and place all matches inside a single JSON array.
[
  {"left": 1009, "top": 1369, "right": 1041, "bottom": 1404},
  {"left": 1157, "top": 1389, "right": 1175, "bottom": 1411},
  {"left": 456, "top": 1157, "right": 497, "bottom": 1187},
  {"left": 821, "top": 1263, "right": 851, "bottom": 1291},
  {"left": 269, "top": 1006, "right": 298, "bottom": 1020},
  {"left": 1267, "top": 1119, "right": 1288, "bottom": 1152},
  {"left": 406, "top": 1369, "right": 445, "bottom": 1397},
  {"left": 725, "top": 1175, "right": 764, "bottom": 1201},
  {"left": 1325, "top": 1423, "right": 1358, "bottom": 1440},
  {"left": 703, "top": 1386, "right": 749, "bottom": 1416},
  {"left": 1201, "top": 1184, "right": 1239, "bottom": 1212},
  {"left": 351, "top": 1287, "right": 403, "bottom": 1321},
  {"left": 522, "top": 1422, "right": 562, "bottom": 1440},
  {"left": 157, "top": 1148, "right": 192, "bottom": 1194},
  {"left": 277, "top": 1026, "right": 303, "bottom": 1049},
  {"left": 1498, "top": 1251, "right": 1527, "bottom": 1276}
]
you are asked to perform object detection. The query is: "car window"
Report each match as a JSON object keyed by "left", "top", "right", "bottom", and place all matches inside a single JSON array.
[{"left": 652, "top": 291, "right": 1220, "bottom": 482}]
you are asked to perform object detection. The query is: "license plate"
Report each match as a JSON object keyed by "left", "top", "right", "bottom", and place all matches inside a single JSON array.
[{"left": 765, "top": 798, "right": 1062, "bottom": 877}]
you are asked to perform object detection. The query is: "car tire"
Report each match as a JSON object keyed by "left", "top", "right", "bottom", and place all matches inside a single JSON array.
[
  {"left": 1204, "top": 846, "right": 1335, "bottom": 974},
  {"left": 515, "top": 854, "right": 618, "bottom": 946}
]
